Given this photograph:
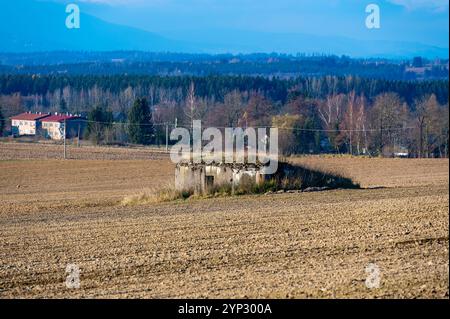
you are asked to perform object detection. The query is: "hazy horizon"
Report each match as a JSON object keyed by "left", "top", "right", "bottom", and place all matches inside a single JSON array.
[{"left": 0, "top": 0, "right": 448, "bottom": 58}]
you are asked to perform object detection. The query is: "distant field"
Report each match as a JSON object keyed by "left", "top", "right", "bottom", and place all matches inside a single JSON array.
[
  {"left": 0, "top": 141, "right": 169, "bottom": 161},
  {"left": 0, "top": 143, "right": 448, "bottom": 298}
]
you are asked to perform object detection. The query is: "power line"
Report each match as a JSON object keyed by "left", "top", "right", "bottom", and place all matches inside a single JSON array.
[
  {"left": 1, "top": 116, "right": 418, "bottom": 132},
  {"left": 79, "top": 119, "right": 165, "bottom": 126},
  {"left": 265, "top": 126, "right": 417, "bottom": 133}
]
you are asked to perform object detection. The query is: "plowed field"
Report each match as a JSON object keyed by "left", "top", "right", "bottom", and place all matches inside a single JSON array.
[{"left": 0, "top": 143, "right": 448, "bottom": 298}]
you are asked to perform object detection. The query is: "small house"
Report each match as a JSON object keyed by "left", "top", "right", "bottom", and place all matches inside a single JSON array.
[
  {"left": 41, "top": 113, "right": 85, "bottom": 140},
  {"left": 11, "top": 112, "right": 51, "bottom": 136}
]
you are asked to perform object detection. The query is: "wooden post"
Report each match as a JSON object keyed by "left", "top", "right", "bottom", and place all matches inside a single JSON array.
[
  {"left": 165, "top": 123, "right": 169, "bottom": 152},
  {"left": 77, "top": 122, "right": 81, "bottom": 148},
  {"left": 63, "top": 118, "right": 67, "bottom": 160}
]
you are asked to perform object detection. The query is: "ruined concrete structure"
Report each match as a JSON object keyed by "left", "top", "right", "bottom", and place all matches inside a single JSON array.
[
  {"left": 175, "top": 161, "right": 359, "bottom": 195},
  {"left": 175, "top": 162, "right": 268, "bottom": 195}
]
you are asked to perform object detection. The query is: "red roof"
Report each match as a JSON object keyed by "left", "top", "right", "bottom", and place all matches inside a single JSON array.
[
  {"left": 41, "top": 114, "right": 81, "bottom": 123},
  {"left": 11, "top": 112, "right": 51, "bottom": 121}
]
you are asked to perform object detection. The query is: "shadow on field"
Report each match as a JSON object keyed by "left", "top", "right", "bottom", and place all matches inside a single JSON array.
[{"left": 268, "top": 161, "right": 361, "bottom": 192}]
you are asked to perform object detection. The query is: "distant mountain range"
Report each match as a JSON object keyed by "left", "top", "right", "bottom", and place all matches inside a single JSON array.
[
  {"left": 0, "top": 0, "right": 192, "bottom": 53},
  {"left": 0, "top": 0, "right": 448, "bottom": 59}
]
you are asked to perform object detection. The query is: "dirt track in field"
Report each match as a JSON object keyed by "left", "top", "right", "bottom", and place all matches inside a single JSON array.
[{"left": 0, "top": 143, "right": 448, "bottom": 299}]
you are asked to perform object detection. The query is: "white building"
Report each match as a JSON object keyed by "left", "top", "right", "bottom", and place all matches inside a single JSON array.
[
  {"left": 40, "top": 113, "right": 85, "bottom": 140},
  {"left": 11, "top": 112, "right": 51, "bottom": 136}
]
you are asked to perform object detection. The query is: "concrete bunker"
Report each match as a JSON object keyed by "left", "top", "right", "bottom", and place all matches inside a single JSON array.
[
  {"left": 174, "top": 161, "right": 360, "bottom": 196},
  {"left": 175, "top": 162, "right": 268, "bottom": 195}
]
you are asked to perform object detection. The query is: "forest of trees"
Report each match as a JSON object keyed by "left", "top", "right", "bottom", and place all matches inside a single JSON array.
[
  {"left": 0, "top": 74, "right": 448, "bottom": 158},
  {"left": 1, "top": 52, "right": 448, "bottom": 80},
  {"left": 0, "top": 106, "right": 4, "bottom": 136}
]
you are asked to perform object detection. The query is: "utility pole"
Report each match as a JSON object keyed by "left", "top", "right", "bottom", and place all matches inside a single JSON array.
[
  {"left": 77, "top": 122, "right": 81, "bottom": 148},
  {"left": 165, "top": 123, "right": 169, "bottom": 152},
  {"left": 63, "top": 118, "right": 67, "bottom": 160}
]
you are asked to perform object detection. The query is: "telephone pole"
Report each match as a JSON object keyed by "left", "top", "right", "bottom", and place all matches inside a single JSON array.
[
  {"left": 77, "top": 122, "right": 81, "bottom": 148},
  {"left": 63, "top": 118, "right": 67, "bottom": 160},
  {"left": 165, "top": 123, "right": 169, "bottom": 152}
]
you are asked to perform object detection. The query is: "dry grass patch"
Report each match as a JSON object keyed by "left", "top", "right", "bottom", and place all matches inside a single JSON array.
[{"left": 121, "top": 186, "right": 192, "bottom": 205}]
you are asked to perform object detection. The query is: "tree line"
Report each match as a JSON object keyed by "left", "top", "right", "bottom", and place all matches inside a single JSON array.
[
  {"left": 0, "top": 74, "right": 448, "bottom": 106},
  {"left": 0, "top": 75, "right": 448, "bottom": 158},
  {"left": 77, "top": 86, "right": 448, "bottom": 158},
  {"left": 1, "top": 52, "right": 448, "bottom": 80}
]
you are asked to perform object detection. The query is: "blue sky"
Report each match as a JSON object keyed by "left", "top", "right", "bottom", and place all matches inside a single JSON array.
[{"left": 58, "top": 0, "right": 448, "bottom": 48}]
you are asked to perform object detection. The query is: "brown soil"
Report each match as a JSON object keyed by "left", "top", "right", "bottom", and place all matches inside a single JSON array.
[{"left": 0, "top": 143, "right": 448, "bottom": 298}]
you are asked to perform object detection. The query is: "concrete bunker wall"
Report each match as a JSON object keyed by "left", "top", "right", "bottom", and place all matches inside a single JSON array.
[{"left": 175, "top": 163, "right": 267, "bottom": 195}]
